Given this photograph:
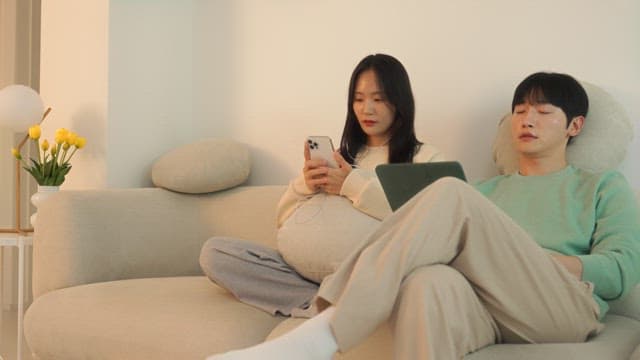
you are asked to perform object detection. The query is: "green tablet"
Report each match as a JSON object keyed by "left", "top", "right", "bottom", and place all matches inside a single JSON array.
[{"left": 376, "top": 161, "right": 467, "bottom": 211}]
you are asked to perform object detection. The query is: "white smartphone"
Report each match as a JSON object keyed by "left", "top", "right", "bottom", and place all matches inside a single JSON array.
[{"left": 307, "top": 136, "right": 338, "bottom": 168}]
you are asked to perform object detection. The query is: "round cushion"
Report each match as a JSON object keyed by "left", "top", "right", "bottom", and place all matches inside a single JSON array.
[
  {"left": 152, "top": 138, "right": 250, "bottom": 194},
  {"left": 493, "top": 82, "right": 633, "bottom": 174},
  {"left": 277, "top": 194, "right": 380, "bottom": 283}
]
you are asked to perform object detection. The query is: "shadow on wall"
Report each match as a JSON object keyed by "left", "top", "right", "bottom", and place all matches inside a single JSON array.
[
  {"left": 245, "top": 144, "right": 292, "bottom": 186},
  {"left": 193, "top": 1, "right": 236, "bottom": 138},
  {"left": 66, "top": 105, "right": 108, "bottom": 188}
]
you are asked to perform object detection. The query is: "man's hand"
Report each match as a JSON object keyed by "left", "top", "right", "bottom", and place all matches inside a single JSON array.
[
  {"left": 551, "top": 254, "right": 583, "bottom": 280},
  {"left": 323, "top": 152, "right": 352, "bottom": 195}
]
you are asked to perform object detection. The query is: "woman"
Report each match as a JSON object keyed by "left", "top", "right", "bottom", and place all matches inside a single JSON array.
[
  {"left": 278, "top": 53, "right": 442, "bottom": 225},
  {"left": 199, "top": 54, "right": 444, "bottom": 318}
]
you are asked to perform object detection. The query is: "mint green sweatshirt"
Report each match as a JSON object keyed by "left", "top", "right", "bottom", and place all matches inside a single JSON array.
[{"left": 474, "top": 166, "right": 640, "bottom": 318}]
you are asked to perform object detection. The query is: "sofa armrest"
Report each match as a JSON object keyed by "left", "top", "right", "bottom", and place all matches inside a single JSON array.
[
  {"left": 609, "top": 284, "right": 640, "bottom": 321},
  {"left": 608, "top": 189, "right": 640, "bottom": 321},
  {"left": 33, "top": 186, "right": 285, "bottom": 298}
]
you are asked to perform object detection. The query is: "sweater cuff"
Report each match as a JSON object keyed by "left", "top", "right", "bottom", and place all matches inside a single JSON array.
[
  {"left": 340, "top": 169, "right": 369, "bottom": 201},
  {"left": 577, "top": 254, "right": 608, "bottom": 292},
  {"left": 292, "top": 175, "right": 316, "bottom": 196}
]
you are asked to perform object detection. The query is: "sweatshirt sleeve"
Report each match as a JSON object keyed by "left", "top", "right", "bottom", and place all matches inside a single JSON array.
[
  {"left": 576, "top": 172, "right": 640, "bottom": 300},
  {"left": 276, "top": 174, "right": 317, "bottom": 228},
  {"left": 340, "top": 169, "right": 392, "bottom": 220}
]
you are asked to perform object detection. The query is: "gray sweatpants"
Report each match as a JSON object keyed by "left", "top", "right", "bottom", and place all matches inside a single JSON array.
[{"left": 199, "top": 237, "right": 319, "bottom": 316}]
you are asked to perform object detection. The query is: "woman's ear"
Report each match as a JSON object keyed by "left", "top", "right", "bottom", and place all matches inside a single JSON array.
[{"left": 567, "top": 115, "right": 585, "bottom": 137}]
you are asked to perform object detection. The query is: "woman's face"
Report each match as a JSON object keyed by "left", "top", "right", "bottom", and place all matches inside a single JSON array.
[{"left": 352, "top": 69, "right": 396, "bottom": 146}]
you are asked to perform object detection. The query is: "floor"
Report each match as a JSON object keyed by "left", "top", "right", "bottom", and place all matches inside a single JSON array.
[{"left": 0, "top": 309, "right": 33, "bottom": 360}]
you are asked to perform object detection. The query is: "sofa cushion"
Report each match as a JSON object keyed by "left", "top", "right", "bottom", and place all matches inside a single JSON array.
[
  {"left": 268, "top": 314, "right": 640, "bottom": 360},
  {"left": 465, "top": 315, "right": 640, "bottom": 360},
  {"left": 152, "top": 138, "right": 250, "bottom": 194},
  {"left": 267, "top": 317, "right": 392, "bottom": 360},
  {"left": 24, "top": 276, "right": 282, "bottom": 360},
  {"left": 632, "top": 343, "right": 640, "bottom": 360},
  {"left": 493, "top": 81, "right": 633, "bottom": 174}
]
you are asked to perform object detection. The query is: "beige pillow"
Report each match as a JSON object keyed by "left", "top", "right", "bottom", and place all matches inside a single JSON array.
[
  {"left": 278, "top": 194, "right": 380, "bottom": 283},
  {"left": 152, "top": 138, "right": 250, "bottom": 194},
  {"left": 493, "top": 82, "right": 633, "bottom": 174}
]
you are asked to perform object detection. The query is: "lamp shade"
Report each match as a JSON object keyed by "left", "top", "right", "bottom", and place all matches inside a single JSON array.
[{"left": 0, "top": 84, "right": 44, "bottom": 132}]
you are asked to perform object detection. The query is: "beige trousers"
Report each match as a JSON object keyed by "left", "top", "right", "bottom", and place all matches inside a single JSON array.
[{"left": 317, "top": 178, "right": 603, "bottom": 359}]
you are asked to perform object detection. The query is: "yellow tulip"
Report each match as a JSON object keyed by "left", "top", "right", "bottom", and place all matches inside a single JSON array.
[
  {"left": 75, "top": 137, "right": 87, "bottom": 149},
  {"left": 51, "top": 145, "right": 58, "bottom": 156},
  {"left": 41, "top": 139, "right": 50, "bottom": 151},
  {"left": 66, "top": 132, "right": 78, "bottom": 146},
  {"left": 11, "top": 148, "right": 22, "bottom": 160},
  {"left": 28, "top": 125, "right": 41, "bottom": 140},
  {"left": 55, "top": 128, "right": 68, "bottom": 144},
  {"left": 62, "top": 142, "right": 70, "bottom": 151}
]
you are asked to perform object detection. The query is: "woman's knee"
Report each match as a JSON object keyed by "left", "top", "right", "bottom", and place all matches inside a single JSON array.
[{"left": 199, "top": 237, "right": 242, "bottom": 280}]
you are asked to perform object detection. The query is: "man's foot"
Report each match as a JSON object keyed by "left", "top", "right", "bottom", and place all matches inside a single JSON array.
[{"left": 207, "top": 307, "right": 337, "bottom": 360}]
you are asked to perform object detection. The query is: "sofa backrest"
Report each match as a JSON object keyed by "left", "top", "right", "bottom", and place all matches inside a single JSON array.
[{"left": 33, "top": 186, "right": 287, "bottom": 297}]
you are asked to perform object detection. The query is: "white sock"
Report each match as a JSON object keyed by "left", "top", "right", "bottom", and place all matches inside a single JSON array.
[{"left": 207, "top": 307, "right": 338, "bottom": 360}]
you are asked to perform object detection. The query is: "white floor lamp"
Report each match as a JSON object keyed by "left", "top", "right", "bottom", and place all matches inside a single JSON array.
[{"left": 0, "top": 84, "right": 49, "bottom": 234}]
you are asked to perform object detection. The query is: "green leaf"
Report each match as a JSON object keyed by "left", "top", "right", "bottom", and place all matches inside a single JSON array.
[{"left": 21, "top": 149, "right": 76, "bottom": 186}]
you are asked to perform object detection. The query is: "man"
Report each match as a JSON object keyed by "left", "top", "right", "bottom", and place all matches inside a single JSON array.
[{"left": 210, "top": 72, "right": 640, "bottom": 360}]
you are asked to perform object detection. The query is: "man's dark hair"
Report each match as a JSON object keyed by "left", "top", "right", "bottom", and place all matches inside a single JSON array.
[{"left": 512, "top": 72, "right": 589, "bottom": 127}]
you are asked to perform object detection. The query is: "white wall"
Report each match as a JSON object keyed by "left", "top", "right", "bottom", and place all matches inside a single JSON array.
[
  {"left": 40, "top": 0, "right": 640, "bottom": 189},
  {"left": 193, "top": 0, "right": 640, "bottom": 187},
  {"left": 39, "top": 0, "right": 109, "bottom": 189},
  {"left": 108, "top": 1, "right": 197, "bottom": 187}
]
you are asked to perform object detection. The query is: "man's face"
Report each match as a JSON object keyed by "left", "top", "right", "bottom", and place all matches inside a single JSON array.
[{"left": 511, "top": 102, "right": 580, "bottom": 160}]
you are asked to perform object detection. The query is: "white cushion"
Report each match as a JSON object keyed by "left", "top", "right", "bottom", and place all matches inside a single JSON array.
[
  {"left": 152, "top": 138, "right": 250, "bottom": 194},
  {"left": 277, "top": 194, "right": 380, "bottom": 283},
  {"left": 493, "top": 82, "right": 633, "bottom": 174}
]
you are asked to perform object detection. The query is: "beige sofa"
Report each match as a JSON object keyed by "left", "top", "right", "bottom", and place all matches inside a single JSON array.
[{"left": 23, "top": 184, "right": 640, "bottom": 359}]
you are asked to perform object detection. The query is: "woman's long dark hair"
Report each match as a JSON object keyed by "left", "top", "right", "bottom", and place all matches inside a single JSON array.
[{"left": 339, "top": 54, "right": 422, "bottom": 165}]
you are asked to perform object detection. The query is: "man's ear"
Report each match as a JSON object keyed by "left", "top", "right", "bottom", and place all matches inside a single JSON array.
[{"left": 567, "top": 116, "right": 585, "bottom": 137}]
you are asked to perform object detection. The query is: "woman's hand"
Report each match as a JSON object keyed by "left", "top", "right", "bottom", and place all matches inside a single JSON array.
[
  {"left": 323, "top": 152, "right": 352, "bottom": 195},
  {"left": 303, "top": 141, "right": 330, "bottom": 192}
]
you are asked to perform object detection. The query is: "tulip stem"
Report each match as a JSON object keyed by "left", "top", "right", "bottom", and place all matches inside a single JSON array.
[{"left": 41, "top": 107, "right": 52, "bottom": 122}]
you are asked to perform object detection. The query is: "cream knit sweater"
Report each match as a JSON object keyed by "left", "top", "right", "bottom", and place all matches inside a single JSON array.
[{"left": 276, "top": 143, "right": 444, "bottom": 227}]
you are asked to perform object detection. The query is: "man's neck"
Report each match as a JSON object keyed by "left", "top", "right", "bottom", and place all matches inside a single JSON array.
[{"left": 518, "top": 155, "right": 568, "bottom": 176}]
